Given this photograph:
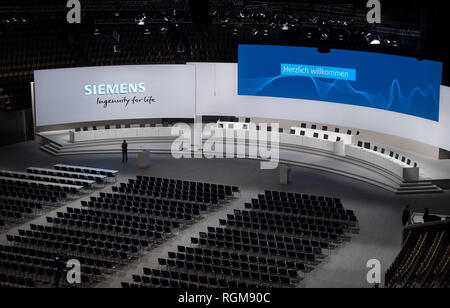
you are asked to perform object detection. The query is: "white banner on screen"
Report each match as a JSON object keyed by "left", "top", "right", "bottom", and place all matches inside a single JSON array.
[
  {"left": 34, "top": 65, "right": 195, "bottom": 127},
  {"left": 192, "top": 62, "right": 450, "bottom": 152}
]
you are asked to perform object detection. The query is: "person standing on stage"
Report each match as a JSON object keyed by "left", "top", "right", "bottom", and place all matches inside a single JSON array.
[
  {"left": 122, "top": 140, "right": 128, "bottom": 163},
  {"left": 402, "top": 204, "right": 411, "bottom": 226}
]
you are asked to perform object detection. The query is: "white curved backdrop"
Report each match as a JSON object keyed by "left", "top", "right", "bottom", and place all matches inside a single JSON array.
[
  {"left": 193, "top": 63, "right": 450, "bottom": 151},
  {"left": 34, "top": 63, "right": 450, "bottom": 151},
  {"left": 34, "top": 64, "right": 196, "bottom": 127}
]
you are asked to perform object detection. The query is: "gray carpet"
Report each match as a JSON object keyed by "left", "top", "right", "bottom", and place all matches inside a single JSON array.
[{"left": 1, "top": 140, "right": 450, "bottom": 288}]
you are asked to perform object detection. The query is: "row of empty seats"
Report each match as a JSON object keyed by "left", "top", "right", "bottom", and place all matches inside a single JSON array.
[
  {"left": 0, "top": 175, "right": 238, "bottom": 288},
  {"left": 385, "top": 221, "right": 449, "bottom": 288},
  {"left": 0, "top": 25, "right": 75, "bottom": 111},
  {"left": 74, "top": 122, "right": 173, "bottom": 132},
  {"left": 354, "top": 140, "right": 418, "bottom": 168},
  {"left": 114, "top": 176, "right": 239, "bottom": 205},
  {"left": 214, "top": 120, "right": 419, "bottom": 180},
  {"left": 0, "top": 164, "right": 118, "bottom": 228},
  {"left": 221, "top": 120, "right": 359, "bottom": 136},
  {"left": 0, "top": 19, "right": 336, "bottom": 112},
  {"left": 54, "top": 164, "right": 118, "bottom": 178},
  {"left": 122, "top": 189, "right": 358, "bottom": 288}
]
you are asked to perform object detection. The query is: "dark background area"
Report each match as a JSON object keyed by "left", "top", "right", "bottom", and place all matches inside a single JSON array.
[{"left": 0, "top": 0, "right": 449, "bottom": 146}]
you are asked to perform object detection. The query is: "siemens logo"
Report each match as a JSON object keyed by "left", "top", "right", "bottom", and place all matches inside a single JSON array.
[{"left": 84, "top": 83, "right": 146, "bottom": 96}]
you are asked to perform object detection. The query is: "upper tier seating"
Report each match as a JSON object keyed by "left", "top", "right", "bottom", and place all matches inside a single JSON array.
[
  {"left": 0, "top": 20, "right": 278, "bottom": 112},
  {"left": 385, "top": 220, "right": 449, "bottom": 288}
]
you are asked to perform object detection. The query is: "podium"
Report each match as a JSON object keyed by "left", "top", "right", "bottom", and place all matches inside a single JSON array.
[
  {"left": 279, "top": 164, "right": 291, "bottom": 185},
  {"left": 138, "top": 150, "right": 150, "bottom": 169}
]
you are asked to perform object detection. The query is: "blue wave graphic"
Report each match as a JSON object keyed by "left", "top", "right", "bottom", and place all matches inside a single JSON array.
[{"left": 240, "top": 75, "right": 439, "bottom": 119}]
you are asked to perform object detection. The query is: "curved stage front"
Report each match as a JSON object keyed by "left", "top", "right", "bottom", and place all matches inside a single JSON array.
[{"left": 37, "top": 125, "right": 450, "bottom": 195}]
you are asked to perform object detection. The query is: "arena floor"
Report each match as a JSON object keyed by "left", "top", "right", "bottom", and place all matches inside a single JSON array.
[{"left": 1, "top": 140, "right": 450, "bottom": 288}]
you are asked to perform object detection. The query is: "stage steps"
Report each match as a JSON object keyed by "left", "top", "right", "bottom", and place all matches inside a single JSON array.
[{"left": 396, "top": 182, "right": 443, "bottom": 194}]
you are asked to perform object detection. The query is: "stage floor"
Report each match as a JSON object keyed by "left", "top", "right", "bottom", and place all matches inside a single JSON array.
[
  {"left": 1, "top": 140, "right": 450, "bottom": 288},
  {"left": 38, "top": 130, "right": 450, "bottom": 182}
]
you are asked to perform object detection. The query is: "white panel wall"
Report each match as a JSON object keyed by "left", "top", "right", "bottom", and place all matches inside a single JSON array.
[
  {"left": 193, "top": 62, "right": 450, "bottom": 151},
  {"left": 35, "top": 65, "right": 196, "bottom": 127}
]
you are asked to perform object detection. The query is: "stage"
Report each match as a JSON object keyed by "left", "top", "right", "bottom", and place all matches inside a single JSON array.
[{"left": 36, "top": 129, "right": 450, "bottom": 194}]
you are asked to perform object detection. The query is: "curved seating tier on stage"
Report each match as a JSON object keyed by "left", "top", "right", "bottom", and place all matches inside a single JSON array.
[
  {"left": 37, "top": 121, "right": 443, "bottom": 194},
  {"left": 70, "top": 126, "right": 180, "bottom": 143},
  {"left": 207, "top": 121, "right": 419, "bottom": 182}
]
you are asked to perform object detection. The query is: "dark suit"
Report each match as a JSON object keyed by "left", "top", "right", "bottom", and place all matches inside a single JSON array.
[
  {"left": 122, "top": 142, "right": 128, "bottom": 162},
  {"left": 402, "top": 209, "right": 410, "bottom": 226}
]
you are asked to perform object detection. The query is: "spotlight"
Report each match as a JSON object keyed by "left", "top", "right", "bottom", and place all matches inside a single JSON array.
[
  {"left": 161, "top": 27, "right": 168, "bottom": 34},
  {"left": 136, "top": 13, "right": 146, "bottom": 26},
  {"left": 144, "top": 29, "right": 151, "bottom": 35},
  {"left": 263, "top": 29, "right": 269, "bottom": 36},
  {"left": 267, "top": 21, "right": 276, "bottom": 28},
  {"left": 281, "top": 24, "right": 289, "bottom": 31},
  {"left": 93, "top": 28, "right": 100, "bottom": 36},
  {"left": 369, "top": 34, "right": 382, "bottom": 45}
]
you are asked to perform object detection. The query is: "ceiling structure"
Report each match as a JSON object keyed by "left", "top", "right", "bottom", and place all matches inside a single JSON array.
[{"left": 0, "top": 0, "right": 448, "bottom": 80}]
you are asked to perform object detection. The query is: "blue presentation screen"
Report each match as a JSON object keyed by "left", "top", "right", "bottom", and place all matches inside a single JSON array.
[{"left": 238, "top": 44, "right": 443, "bottom": 121}]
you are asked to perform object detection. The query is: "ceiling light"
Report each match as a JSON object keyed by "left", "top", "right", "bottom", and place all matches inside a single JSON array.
[{"left": 136, "top": 13, "right": 146, "bottom": 26}]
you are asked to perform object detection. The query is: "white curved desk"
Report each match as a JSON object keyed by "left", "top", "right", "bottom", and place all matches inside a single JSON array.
[
  {"left": 65, "top": 122, "right": 419, "bottom": 182},
  {"left": 70, "top": 127, "right": 179, "bottom": 143}
]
